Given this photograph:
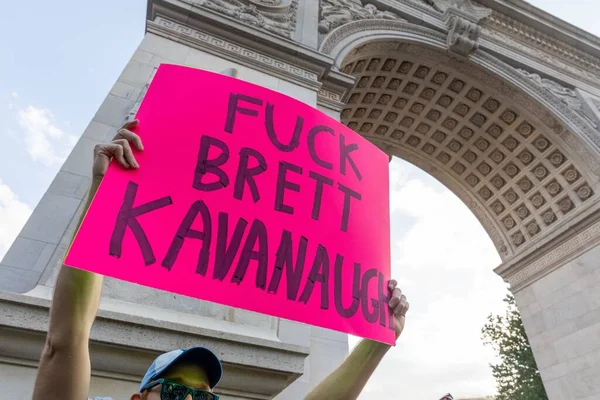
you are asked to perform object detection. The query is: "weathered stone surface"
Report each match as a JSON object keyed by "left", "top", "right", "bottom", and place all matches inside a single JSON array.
[
  {"left": 318, "top": 0, "right": 399, "bottom": 34},
  {"left": 191, "top": 0, "right": 299, "bottom": 38}
]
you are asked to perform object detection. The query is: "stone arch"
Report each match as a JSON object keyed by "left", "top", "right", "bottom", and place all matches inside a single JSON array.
[{"left": 320, "top": 20, "right": 600, "bottom": 262}]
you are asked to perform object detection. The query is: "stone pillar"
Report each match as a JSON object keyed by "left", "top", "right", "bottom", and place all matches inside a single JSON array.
[{"left": 498, "top": 216, "right": 600, "bottom": 400}]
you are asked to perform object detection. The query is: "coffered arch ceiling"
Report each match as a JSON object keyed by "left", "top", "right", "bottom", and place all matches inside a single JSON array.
[{"left": 340, "top": 41, "right": 599, "bottom": 261}]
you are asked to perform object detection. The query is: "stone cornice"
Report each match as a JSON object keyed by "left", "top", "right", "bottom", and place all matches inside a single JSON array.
[
  {"left": 477, "top": 0, "right": 600, "bottom": 57},
  {"left": 478, "top": 33, "right": 600, "bottom": 97},
  {"left": 148, "top": 17, "right": 320, "bottom": 86},
  {"left": 485, "top": 12, "right": 600, "bottom": 73}
]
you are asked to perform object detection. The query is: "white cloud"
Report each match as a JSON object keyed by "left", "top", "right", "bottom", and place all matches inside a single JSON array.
[
  {"left": 17, "top": 105, "right": 77, "bottom": 166},
  {"left": 350, "top": 158, "right": 508, "bottom": 400},
  {"left": 11, "top": 92, "right": 18, "bottom": 98},
  {"left": 0, "top": 179, "right": 32, "bottom": 260}
]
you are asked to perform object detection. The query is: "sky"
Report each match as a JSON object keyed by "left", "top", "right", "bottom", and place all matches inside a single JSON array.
[{"left": 0, "top": 0, "right": 598, "bottom": 399}]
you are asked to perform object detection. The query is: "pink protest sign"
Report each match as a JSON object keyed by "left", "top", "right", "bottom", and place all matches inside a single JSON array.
[{"left": 65, "top": 64, "right": 393, "bottom": 344}]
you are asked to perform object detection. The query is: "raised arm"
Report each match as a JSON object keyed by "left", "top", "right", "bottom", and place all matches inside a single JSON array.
[
  {"left": 32, "top": 120, "right": 143, "bottom": 400},
  {"left": 304, "top": 280, "right": 409, "bottom": 400}
]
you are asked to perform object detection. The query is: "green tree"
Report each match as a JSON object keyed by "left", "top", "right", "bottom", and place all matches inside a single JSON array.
[{"left": 481, "top": 295, "right": 548, "bottom": 400}]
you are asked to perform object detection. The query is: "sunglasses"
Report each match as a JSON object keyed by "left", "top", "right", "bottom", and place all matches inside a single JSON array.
[{"left": 142, "top": 378, "right": 220, "bottom": 400}]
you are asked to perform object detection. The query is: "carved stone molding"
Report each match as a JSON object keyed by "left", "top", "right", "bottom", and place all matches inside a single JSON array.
[
  {"left": 482, "top": 16, "right": 600, "bottom": 88},
  {"left": 320, "top": 19, "right": 446, "bottom": 57},
  {"left": 485, "top": 13, "right": 600, "bottom": 75},
  {"left": 317, "top": 88, "right": 346, "bottom": 111},
  {"left": 149, "top": 17, "right": 318, "bottom": 83},
  {"left": 318, "top": 88, "right": 342, "bottom": 102},
  {"left": 400, "top": 0, "right": 443, "bottom": 17},
  {"left": 503, "top": 212, "right": 600, "bottom": 291},
  {"left": 318, "top": 0, "right": 401, "bottom": 35},
  {"left": 191, "top": 0, "right": 298, "bottom": 38},
  {"left": 426, "top": 0, "right": 491, "bottom": 22},
  {"left": 517, "top": 69, "right": 598, "bottom": 130},
  {"left": 518, "top": 70, "right": 582, "bottom": 110}
]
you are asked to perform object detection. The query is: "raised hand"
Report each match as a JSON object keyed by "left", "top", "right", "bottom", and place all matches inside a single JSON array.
[
  {"left": 388, "top": 279, "right": 410, "bottom": 340},
  {"left": 92, "top": 119, "right": 144, "bottom": 179}
]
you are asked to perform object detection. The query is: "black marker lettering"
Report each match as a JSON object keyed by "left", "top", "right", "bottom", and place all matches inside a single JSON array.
[
  {"left": 193, "top": 135, "right": 230, "bottom": 191},
  {"left": 265, "top": 103, "right": 304, "bottom": 151},
  {"left": 333, "top": 255, "right": 361, "bottom": 318},
  {"left": 339, "top": 133, "right": 362, "bottom": 181},
  {"left": 224, "top": 93, "right": 263, "bottom": 134},
  {"left": 109, "top": 181, "right": 172, "bottom": 266},
  {"left": 298, "top": 244, "right": 330, "bottom": 310},
  {"left": 308, "top": 125, "right": 334, "bottom": 170},
  {"left": 231, "top": 218, "right": 268, "bottom": 289},
  {"left": 267, "top": 230, "right": 308, "bottom": 300},
  {"left": 360, "top": 268, "right": 379, "bottom": 324},
  {"left": 308, "top": 171, "right": 333, "bottom": 221},
  {"left": 338, "top": 183, "right": 362, "bottom": 232},
  {"left": 275, "top": 161, "right": 302, "bottom": 215},
  {"left": 213, "top": 213, "right": 248, "bottom": 281},
  {"left": 234, "top": 147, "right": 267, "bottom": 203},
  {"left": 161, "top": 200, "right": 212, "bottom": 275}
]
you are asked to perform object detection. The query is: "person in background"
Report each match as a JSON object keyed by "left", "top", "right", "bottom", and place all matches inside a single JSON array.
[{"left": 32, "top": 120, "right": 410, "bottom": 400}]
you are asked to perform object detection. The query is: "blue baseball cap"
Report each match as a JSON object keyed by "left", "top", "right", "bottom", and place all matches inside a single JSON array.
[{"left": 139, "top": 347, "right": 223, "bottom": 392}]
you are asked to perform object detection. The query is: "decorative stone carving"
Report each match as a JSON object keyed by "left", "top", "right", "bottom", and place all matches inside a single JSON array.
[
  {"left": 317, "top": 88, "right": 346, "bottom": 111},
  {"left": 446, "top": 15, "right": 481, "bottom": 57},
  {"left": 517, "top": 69, "right": 581, "bottom": 109},
  {"left": 517, "top": 69, "right": 598, "bottom": 129},
  {"left": 318, "top": 0, "right": 399, "bottom": 34},
  {"left": 425, "top": 0, "right": 492, "bottom": 21},
  {"left": 437, "top": 1, "right": 490, "bottom": 58},
  {"left": 150, "top": 17, "right": 318, "bottom": 82},
  {"left": 194, "top": 0, "right": 298, "bottom": 37},
  {"left": 482, "top": 20, "right": 600, "bottom": 88}
]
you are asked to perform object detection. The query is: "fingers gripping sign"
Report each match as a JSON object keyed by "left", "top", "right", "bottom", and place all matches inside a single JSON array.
[
  {"left": 388, "top": 279, "right": 410, "bottom": 340},
  {"left": 93, "top": 120, "right": 144, "bottom": 179}
]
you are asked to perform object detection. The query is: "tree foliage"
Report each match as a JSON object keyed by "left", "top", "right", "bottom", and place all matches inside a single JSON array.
[{"left": 481, "top": 295, "right": 548, "bottom": 400}]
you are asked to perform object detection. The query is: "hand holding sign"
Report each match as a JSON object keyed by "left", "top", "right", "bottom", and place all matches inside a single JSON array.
[
  {"left": 92, "top": 120, "right": 143, "bottom": 178},
  {"left": 389, "top": 279, "right": 410, "bottom": 339},
  {"left": 66, "top": 65, "right": 396, "bottom": 344}
]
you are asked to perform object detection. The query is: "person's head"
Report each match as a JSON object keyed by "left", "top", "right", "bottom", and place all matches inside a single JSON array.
[{"left": 131, "top": 347, "right": 223, "bottom": 400}]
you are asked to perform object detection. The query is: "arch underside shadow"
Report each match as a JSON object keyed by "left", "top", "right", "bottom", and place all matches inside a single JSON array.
[{"left": 331, "top": 34, "right": 600, "bottom": 262}]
